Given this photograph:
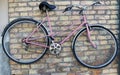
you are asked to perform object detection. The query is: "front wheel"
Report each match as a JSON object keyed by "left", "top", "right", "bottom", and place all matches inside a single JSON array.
[
  {"left": 2, "top": 18, "right": 49, "bottom": 64},
  {"left": 72, "top": 25, "right": 118, "bottom": 69}
]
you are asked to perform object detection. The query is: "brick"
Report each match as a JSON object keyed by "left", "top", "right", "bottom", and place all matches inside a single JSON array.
[
  {"left": 81, "top": 1, "right": 93, "bottom": 5},
  {"left": 60, "top": 16, "right": 69, "bottom": 20},
  {"left": 40, "top": 72, "right": 51, "bottom": 75},
  {"left": 46, "top": 58, "right": 62, "bottom": 63},
  {"left": 9, "top": 3, "right": 18, "bottom": 7},
  {"left": 109, "top": 6, "right": 119, "bottom": 10},
  {"left": 58, "top": 6, "right": 66, "bottom": 10},
  {"left": 107, "top": 20, "right": 118, "bottom": 24},
  {"left": 62, "top": 67, "right": 70, "bottom": 71},
  {"left": 111, "top": 1, "right": 118, "bottom": 5},
  {"left": 31, "top": 64, "right": 47, "bottom": 69},
  {"left": 10, "top": 49, "right": 18, "bottom": 54},
  {"left": 50, "top": 17, "right": 59, "bottom": 21},
  {"left": 103, "top": 69, "right": 109, "bottom": 73},
  {"left": 12, "top": 70, "right": 22, "bottom": 74},
  {"left": 33, "top": 7, "right": 39, "bottom": 11},
  {"left": 71, "top": 1, "right": 80, "bottom": 5},
  {"left": 11, "top": 64, "right": 21, "bottom": 69},
  {"left": 51, "top": 72, "right": 67, "bottom": 75},
  {"left": 28, "top": 2, "right": 38, "bottom": 6},
  {"left": 98, "top": 20, "right": 107, "bottom": 24},
  {"left": 69, "top": 16, "right": 80, "bottom": 20},
  {"left": 10, "top": 39, "right": 18, "bottom": 43},
  {"left": 10, "top": 60, "right": 17, "bottom": 65},
  {"left": 22, "top": 70, "right": 29, "bottom": 75},
  {"left": 108, "top": 73, "right": 118, "bottom": 75},
  {"left": 100, "top": 40, "right": 107, "bottom": 44},
  {"left": 20, "top": 12, "right": 28, "bottom": 16},
  {"left": 111, "top": 15, "right": 118, "bottom": 19},
  {"left": 10, "top": 44, "right": 21, "bottom": 48},
  {"left": 63, "top": 57, "right": 72, "bottom": 62},
  {"left": 55, "top": 1, "right": 70, "bottom": 5},
  {"left": 58, "top": 63, "right": 73, "bottom": 67},
  {"left": 62, "top": 42, "right": 71, "bottom": 46},
  {"left": 15, "top": 7, "right": 32, "bottom": 12},
  {"left": 57, "top": 67, "right": 70, "bottom": 72},
  {"left": 97, "top": 10, "right": 105, "bottom": 14},
  {"left": 60, "top": 52, "right": 72, "bottom": 57},
  {"left": 71, "top": 67, "right": 80, "bottom": 72},
  {"left": 23, "top": 54, "right": 32, "bottom": 59},
  {"left": 29, "top": 69, "right": 37, "bottom": 74},
  {"left": 109, "top": 69, "right": 117, "bottom": 73},
  {"left": 9, "top": 8, "right": 14, "bottom": 12},
  {"left": 80, "top": 67, "right": 88, "bottom": 71},
  {"left": 14, "top": 0, "right": 30, "bottom": 2},
  {"left": 76, "top": 72, "right": 90, "bottom": 75},
  {"left": 46, "top": 68, "right": 56, "bottom": 72},
  {"left": 68, "top": 73, "right": 75, "bottom": 75},
  {"left": 87, "top": 15, "right": 94, "bottom": 19},
  {"left": 18, "top": 3, "right": 27, "bottom": 6},
  {"left": 92, "top": 69, "right": 101, "bottom": 75},
  {"left": 21, "top": 65, "right": 30, "bottom": 69},
  {"left": 111, "top": 10, "right": 118, "bottom": 14},
  {"left": 14, "top": 55, "right": 22, "bottom": 59},
  {"left": 112, "top": 64, "right": 118, "bottom": 68},
  {"left": 9, "top": 13, "right": 19, "bottom": 17}
]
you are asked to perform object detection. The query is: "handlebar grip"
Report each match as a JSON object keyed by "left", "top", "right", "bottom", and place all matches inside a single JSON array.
[
  {"left": 63, "top": 6, "right": 73, "bottom": 13},
  {"left": 92, "top": 1, "right": 101, "bottom": 6}
]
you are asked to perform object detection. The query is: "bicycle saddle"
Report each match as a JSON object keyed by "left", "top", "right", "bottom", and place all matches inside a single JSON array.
[{"left": 39, "top": 1, "right": 56, "bottom": 12}]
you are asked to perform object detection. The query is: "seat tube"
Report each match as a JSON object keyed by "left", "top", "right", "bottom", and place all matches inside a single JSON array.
[{"left": 46, "top": 10, "right": 53, "bottom": 35}]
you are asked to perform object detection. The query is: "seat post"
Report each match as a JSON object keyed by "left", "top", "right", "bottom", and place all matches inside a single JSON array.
[{"left": 46, "top": 10, "right": 53, "bottom": 35}]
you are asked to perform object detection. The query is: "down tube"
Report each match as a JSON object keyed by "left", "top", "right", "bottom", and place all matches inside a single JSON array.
[
  {"left": 60, "top": 22, "right": 85, "bottom": 44},
  {"left": 26, "top": 41, "right": 49, "bottom": 48}
]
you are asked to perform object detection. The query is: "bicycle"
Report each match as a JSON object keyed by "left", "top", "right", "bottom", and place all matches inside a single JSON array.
[{"left": 1, "top": 1, "right": 118, "bottom": 69}]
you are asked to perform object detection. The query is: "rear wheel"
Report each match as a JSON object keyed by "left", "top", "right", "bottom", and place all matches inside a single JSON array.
[
  {"left": 2, "top": 18, "right": 49, "bottom": 64},
  {"left": 72, "top": 25, "right": 118, "bottom": 68}
]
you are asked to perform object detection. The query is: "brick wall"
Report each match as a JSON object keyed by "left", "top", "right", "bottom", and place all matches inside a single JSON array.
[{"left": 8, "top": 0, "right": 119, "bottom": 75}]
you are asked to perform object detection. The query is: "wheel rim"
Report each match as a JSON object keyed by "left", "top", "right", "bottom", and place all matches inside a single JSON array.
[
  {"left": 73, "top": 26, "right": 117, "bottom": 68},
  {"left": 2, "top": 19, "right": 48, "bottom": 64}
]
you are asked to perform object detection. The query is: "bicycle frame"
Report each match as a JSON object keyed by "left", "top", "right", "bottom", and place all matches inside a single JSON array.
[{"left": 25, "top": 10, "right": 96, "bottom": 48}]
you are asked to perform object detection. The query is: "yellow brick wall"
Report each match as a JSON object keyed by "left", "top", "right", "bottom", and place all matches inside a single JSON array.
[{"left": 8, "top": 0, "right": 119, "bottom": 75}]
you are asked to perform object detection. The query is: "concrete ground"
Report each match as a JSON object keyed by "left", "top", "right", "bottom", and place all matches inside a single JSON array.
[{"left": 0, "top": 41, "right": 11, "bottom": 75}]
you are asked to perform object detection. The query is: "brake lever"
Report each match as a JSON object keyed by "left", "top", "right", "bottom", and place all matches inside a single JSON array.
[
  {"left": 63, "top": 6, "right": 73, "bottom": 13},
  {"left": 96, "top": 1, "right": 102, "bottom": 5},
  {"left": 92, "top": 1, "right": 101, "bottom": 6}
]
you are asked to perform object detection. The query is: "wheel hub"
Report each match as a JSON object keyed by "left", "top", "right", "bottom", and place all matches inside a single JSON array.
[{"left": 22, "top": 38, "right": 29, "bottom": 51}]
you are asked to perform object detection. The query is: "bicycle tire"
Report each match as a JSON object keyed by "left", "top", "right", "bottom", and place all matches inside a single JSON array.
[
  {"left": 2, "top": 18, "right": 49, "bottom": 64},
  {"left": 72, "top": 25, "right": 118, "bottom": 69}
]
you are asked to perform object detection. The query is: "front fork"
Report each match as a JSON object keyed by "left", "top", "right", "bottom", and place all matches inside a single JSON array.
[{"left": 86, "top": 24, "right": 96, "bottom": 48}]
